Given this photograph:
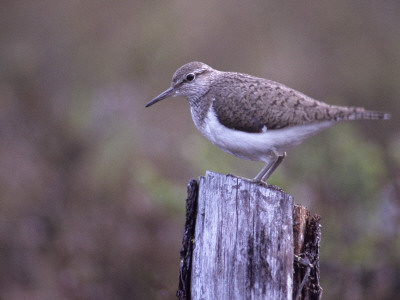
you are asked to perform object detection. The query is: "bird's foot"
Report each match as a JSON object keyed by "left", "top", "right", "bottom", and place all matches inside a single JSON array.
[{"left": 227, "top": 173, "right": 268, "bottom": 185}]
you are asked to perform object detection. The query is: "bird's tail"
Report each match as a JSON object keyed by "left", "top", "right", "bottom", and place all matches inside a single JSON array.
[{"left": 333, "top": 106, "right": 391, "bottom": 121}]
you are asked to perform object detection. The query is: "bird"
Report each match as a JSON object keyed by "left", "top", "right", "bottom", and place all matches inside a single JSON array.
[{"left": 145, "top": 62, "right": 390, "bottom": 182}]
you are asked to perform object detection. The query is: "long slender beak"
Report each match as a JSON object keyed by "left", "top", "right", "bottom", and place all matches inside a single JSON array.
[{"left": 145, "top": 87, "right": 175, "bottom": 107}]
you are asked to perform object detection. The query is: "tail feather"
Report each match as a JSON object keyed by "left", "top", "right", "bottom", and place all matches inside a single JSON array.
[{"left": 333, "top": 106, "right": 390, "bottom": 121}]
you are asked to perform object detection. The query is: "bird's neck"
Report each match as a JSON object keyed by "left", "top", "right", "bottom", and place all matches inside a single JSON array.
[{"left": 189, "top": 93, "right": 213, "bottom": 131}]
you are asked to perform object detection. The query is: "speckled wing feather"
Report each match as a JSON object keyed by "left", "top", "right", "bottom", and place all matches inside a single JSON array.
[{"left": 211, "top": 72, "right": 386, "bottom": 133}]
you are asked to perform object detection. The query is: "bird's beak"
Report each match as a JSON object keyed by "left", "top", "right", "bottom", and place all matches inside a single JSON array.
[{"left": 145, "top": 87, "right": 175, "bottom": 107}]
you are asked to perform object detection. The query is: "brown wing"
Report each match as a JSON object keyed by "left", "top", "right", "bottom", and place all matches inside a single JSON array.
[{"left": 211, "top": 72, "right": 366, "bottom": 133}]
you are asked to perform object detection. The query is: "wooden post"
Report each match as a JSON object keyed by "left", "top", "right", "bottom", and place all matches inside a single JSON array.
[
  {"left": 177, "top": 171, "right": 322, "bottom": 300},
  {"left": 192, "top": 171, "right": 293, "bottom": 299}
]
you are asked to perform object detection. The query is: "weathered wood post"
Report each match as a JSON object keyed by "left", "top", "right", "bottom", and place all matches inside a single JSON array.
[{"left": 177, "top": 171, "right": 322, "bottom": 300}]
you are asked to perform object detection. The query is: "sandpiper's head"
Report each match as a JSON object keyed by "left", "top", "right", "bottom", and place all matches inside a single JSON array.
[{"left": 145, "top": 62, "right": 214, "bottom": 107}]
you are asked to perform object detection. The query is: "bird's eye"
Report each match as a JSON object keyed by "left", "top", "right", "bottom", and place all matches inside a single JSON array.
[{"left": 186, "top": 73, "right": 195, "bottom": 81}]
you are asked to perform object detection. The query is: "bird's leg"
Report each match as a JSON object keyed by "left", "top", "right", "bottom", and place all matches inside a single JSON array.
[
  {"left": 253, "top": 160, "right": 276, "bottom": 182},
  {"left": 261, "top": 152, "right": 286, "bottom": 182},
  {"left": 253, "top": 152, "right": 286, "bottom": 183},
  {"left": 253, "top": 150, "right": 280, "bottom": 182}
]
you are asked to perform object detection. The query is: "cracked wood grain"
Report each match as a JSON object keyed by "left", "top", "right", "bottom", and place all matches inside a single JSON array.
[{"left": 190, "top": 171, "right": 294, "bottom": 300}]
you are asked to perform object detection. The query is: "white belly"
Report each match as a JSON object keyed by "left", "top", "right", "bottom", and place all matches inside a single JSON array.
[{"left": 191, "top": 107, "right": 334, "bottom": 163}]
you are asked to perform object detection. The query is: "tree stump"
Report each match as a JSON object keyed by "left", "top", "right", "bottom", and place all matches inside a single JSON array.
[{"left": 177, "top": 171, "right": 322, "bottom": 300}]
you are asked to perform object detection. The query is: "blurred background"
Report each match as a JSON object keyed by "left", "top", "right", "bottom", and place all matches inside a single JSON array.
[{"left": 1, "top": 1, "right": 399, "bottom": 299}]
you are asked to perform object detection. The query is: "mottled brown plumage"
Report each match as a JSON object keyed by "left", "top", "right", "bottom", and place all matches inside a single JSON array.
[{"left": 208, "top": 70, "right": 387, "bottom": 132}]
